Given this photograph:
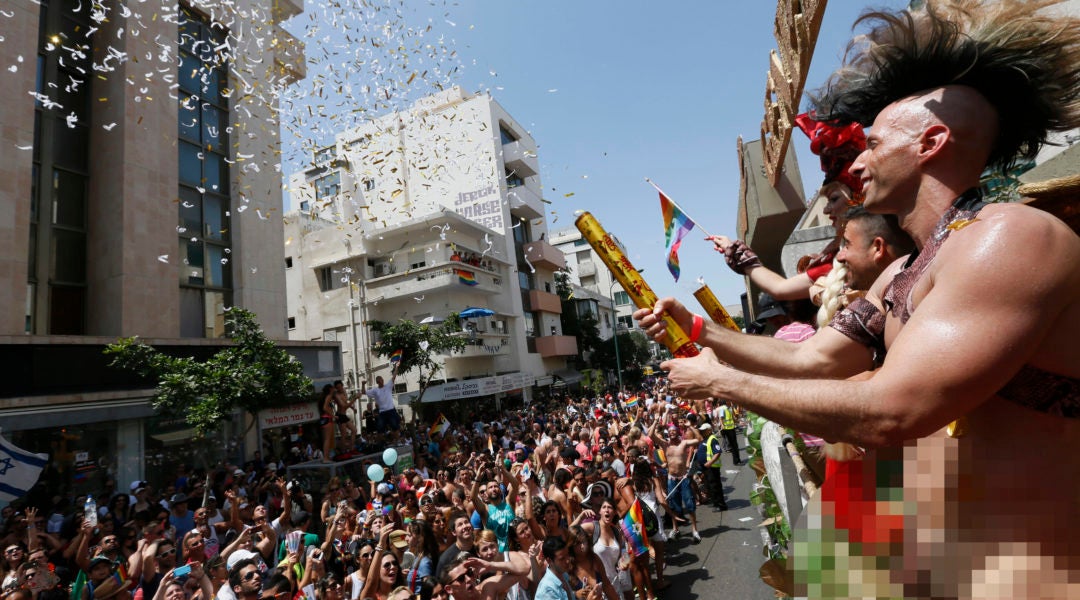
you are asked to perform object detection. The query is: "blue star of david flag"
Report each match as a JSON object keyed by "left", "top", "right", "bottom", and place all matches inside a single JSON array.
[{"left": 0, "top": 430, "right": 48, "bottom": 502}]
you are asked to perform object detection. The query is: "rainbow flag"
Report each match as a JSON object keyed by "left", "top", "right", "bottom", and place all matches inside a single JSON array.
[
  {"left": 624, "top": 396, "right": 640, "bottom": 409},
  {"left": 429, "top": 413, "right": 451, "bottom": 437},
  {"left": 455, "top": 268, "right": 478, "bottom": 286},
  {"left": 389, "top": 348, "right": 403, "bottom": 363},
  {"left": 619, "top": 499, "right": 651, "bottom": 557},
  {"left": 659, "top": 190, "right": 696, "bottom": 282}
]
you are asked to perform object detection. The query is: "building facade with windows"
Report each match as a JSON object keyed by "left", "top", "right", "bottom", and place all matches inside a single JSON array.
[
  {"left": 0, "top": 0, "right": 336, "bottom": 504},
  {"left": 550, "top": 227, "right": 639, "bottom": 331},
  {"left": 285, "top": 87, "right": 576, "bottom": 410}
]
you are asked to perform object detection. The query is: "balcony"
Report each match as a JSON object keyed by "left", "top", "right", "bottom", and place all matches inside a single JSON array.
[
  {"left": 534, "top": 335, "right": 578, "bottom": 358},
  {"left": 528, "top": 289, "right": 562, "bottom": 314},
  {"left": 578, "top": 260, "right": 596, "bottom": 277},
  {"left": 503, "top": 140, "right": 539, "bottom": 177},
  {"left": 522, "top": 239, "right": 566, "bottom": 271},
  {"left": 366, "top": 264, "right": 501, "bottom": 302},
  {"left": 443, "top": 336, "right": 510, "bottom": 359},
  {"left": 507, "top": 184, "right": 543, "bottom": 220},
  {"left": 272, "top": 26, "right": 306, "bottom": 85}
]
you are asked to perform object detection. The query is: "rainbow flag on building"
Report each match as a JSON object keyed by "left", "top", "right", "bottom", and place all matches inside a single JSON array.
[
  {"left": 659, "top": 189, "right": 697, "bottom": 282},
  {"left": 455, "top": 268, "right": 479, "bottom": 286},
  {"left": 619, "top": 499, "right": 651, "bottom": 557},
  {"left": 389, "top": 348, "right": 403, "bottom": 363}
]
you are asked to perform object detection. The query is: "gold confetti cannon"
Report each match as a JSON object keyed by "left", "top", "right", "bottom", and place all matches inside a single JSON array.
[
  {"left": 574, "top": 211, "right": 699, "bottom": 359},
  {"left": 692, "top": 284, "right": 741, "bottom": 332}
]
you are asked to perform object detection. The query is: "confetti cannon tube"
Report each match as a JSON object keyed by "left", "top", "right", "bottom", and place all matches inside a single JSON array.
[
  {"left": 574, "top": 212, "right": 699, "bottom": 358},
  {"left": 692, "top": 284, "right": 741, "bottom": 332}
]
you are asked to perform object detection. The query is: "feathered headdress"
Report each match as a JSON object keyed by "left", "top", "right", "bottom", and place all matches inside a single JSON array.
[
  {"left": 794, "top": 112, "right": 866, "bottom": 196},
  {"left": 811, "top": 0, "right": 1080, "bottom": 171}
]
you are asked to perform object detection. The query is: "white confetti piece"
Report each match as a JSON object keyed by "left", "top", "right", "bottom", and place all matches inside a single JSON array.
[
  {"left": 738, "top": 517, "right": 754, "bottom": 522},
  {"left": 157, "top": 255, "right": 169, "bottom": 263}
]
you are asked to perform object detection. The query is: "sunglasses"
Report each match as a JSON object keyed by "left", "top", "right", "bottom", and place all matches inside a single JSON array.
[
  {"left": 24, "top": 573, "right": 37, "bottom": 580},
  {"left": 242, "top": 570, "right": 260, "bottom": 581},
  {"left": 157, "top": 549, "right": 176, "bottom": 558},
  {"left": 359, "top": 552, "right": 373, "bottom": 560},
  {"left": 381, "top": 562, "right": 399, "bottom": 571}
]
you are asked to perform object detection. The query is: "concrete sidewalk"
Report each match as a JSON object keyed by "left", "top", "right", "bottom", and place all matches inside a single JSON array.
[{"left": 653, "top": 435, "right": 776, "bottom": 599}]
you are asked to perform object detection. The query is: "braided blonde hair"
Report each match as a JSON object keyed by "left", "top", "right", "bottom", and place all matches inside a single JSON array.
[{"left": 814, "top": 259, "right": 849, "bottom": 329}]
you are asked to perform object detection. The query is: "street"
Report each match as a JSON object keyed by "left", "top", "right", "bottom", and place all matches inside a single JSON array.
[{"left": 659, "top": 435, "right": 776, "bottom": 599}]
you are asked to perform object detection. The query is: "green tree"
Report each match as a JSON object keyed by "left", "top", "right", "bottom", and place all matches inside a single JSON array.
[
  {"left": 732, "top": 314, "right": 746, "bottom": 332},
  {"left": 589, "top": 330, "right": 651, "bottom": 388},
  {"left": 554, "top": 270, "right": 602, "bottom": 367},
  {"left": 368, "top": 314, "right": 466, "bottom": 404},
  {"left": 103, "top": 308, "right": 313, "bottom": 436}
]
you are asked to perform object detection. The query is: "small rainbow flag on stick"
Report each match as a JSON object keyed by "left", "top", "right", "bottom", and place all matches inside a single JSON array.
[
  {"left": 648, "top": 179, "right": 711, "bottom": 282},
  {"left": 389, "top": 348, "right": 403, "bottom": 363},
  {"left": 619, "top": 499, "right": 651, "bottom": 557},
  {"left": 429, "top": 413, "right": 451, "bottom": 437},
  {"left": 624, "top": 396, "right": 640, "bottom": 409}
]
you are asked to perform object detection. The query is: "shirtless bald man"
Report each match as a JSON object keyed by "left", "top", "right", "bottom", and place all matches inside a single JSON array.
[{"left": 637, "top": 2, "right": 1080, "bottom": 597}]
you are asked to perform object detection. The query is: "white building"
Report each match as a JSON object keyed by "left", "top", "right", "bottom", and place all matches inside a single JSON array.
[
  {"left": 285, "top": 88, "right": 578, "bottom": 409},
  {"left": 550, "top": 227, "right": 637, "bottom": 331}
]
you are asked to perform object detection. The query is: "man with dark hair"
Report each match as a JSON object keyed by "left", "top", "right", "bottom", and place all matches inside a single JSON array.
[
  {"left": 535, "top": 537, "right": 574, "bottom": 600},
  {"left": 228, "top": 558, "right": 262, "bottom": 600},
  {"left": 637, "top": 2, "right": 1080, "bottom": 596},
  {"left": 434, "top": 510, "right": 474, "bottom": 577}
]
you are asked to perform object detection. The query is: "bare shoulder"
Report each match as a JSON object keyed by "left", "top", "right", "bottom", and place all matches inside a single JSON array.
[{"left": 939, "top": 202, "right": 1080, "bottom": 279}]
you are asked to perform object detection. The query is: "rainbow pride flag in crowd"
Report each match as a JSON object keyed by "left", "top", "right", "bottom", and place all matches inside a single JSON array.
[
  {"left": 429, "top": 413, "right": 451, "bottom": 437},
  {"left": 624, "top": 396, "right": 640, "bottom": 409},
  {"left": 619, "top": 499, "right": 651, "bottom": 557},
  {"left": 389, "top": 348, "right": 403, "bottom": 363}
]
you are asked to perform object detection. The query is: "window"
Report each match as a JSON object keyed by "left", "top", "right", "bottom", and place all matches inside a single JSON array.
[
  {"left": 300, "top": 200, "right": 310, "bottom": 211},
  {"left": 394, "top": 383, "right": 407, "bottom": 394},
  {"left": 317, "top": 267, "right": 336, "bottom": 292},
  {"left": 410, "top": 261, "right": 426, "bottom": 269},
  {"left": 29, "top": 1, "right": 93, "bottom": 334},
  {"left": 313, "top": 145, "right": 337, "bottom": 164},
  {"left": 362, "top": 178, "right": 375, "bottom": 191},
  {"left": 499, "top": 125, "right": 518, "bottom": 145},
  {"left": 287, "top": 317, "right": 296, "bottom": 329},
  {"left": 505, "top": 168, "right": 523, "bottom": 188},
  {"left": 518, "top": 271, "right": 534, "bottom": 290},
  {"left": 618, "top": 315, "right": 633, "bottom": 329},
  {"left": 315, "top": 171, "right": 341, "bottom": 200},
  {"left": 285, "top": 257, "right": 293, "bottom": 268},
  {"left": 573, "top": 238, "right": 588, "bottom": 247},
  {"left": 614, "top": 291, "right": 630, "bottom": 306},
  {"left": 178, "top": 7, "right": 232, "bottom": 338},
  {"left": 523, "top": 311, "right": 537, "bottom": 337}
]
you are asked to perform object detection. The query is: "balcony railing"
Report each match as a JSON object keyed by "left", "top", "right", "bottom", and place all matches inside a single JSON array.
[
  {"left": 503, "top": 140, "right": 539, "bottom": 177},
  {"left": 522, "top": 239, "right": 566, "bottom": 271},
  {"left": 366, "top": 264, "right": 501, "bottom": 301},
  {"left": 507, "top": 184, "right": 543, "bottom": 220},
  {"left": 534, "top": 335, "right": 578, "bottom": 358},
  {"left": 528, "top": 289, "right": 562, "bottom": 314}
]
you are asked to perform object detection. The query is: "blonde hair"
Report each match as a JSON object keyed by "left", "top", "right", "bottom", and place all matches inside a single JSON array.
[{"left": 815, "top": 260, "right": 849, "bottom": 328}]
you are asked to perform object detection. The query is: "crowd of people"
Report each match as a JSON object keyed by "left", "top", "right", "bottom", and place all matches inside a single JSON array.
[{"left": 0, "top": 386, "right": 748, "bottom": 600}]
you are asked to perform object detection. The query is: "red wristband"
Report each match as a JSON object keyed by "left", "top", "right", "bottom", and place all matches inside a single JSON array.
[{"left": 689, "top": 314, "right": 704, "bottom": 343}]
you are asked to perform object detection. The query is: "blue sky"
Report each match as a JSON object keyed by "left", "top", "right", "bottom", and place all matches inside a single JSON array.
[{"left": 281, "top": 1, "right": 907, "bottom": 307}]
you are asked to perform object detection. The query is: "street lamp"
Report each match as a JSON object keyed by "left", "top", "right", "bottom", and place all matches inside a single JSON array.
[{"left": 609, "top": 269, "right": 642, "bottom": 397}]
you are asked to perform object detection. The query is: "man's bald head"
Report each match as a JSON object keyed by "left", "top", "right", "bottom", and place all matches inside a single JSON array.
[{"left": 896, "top": 86, "right": 998, "bottom": 175}]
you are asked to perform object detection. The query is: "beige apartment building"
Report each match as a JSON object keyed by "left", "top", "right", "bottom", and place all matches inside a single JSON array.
[
  {"left": 0, "top": 0, "right": 338, "bottom": 502},
  {"left": 285, "top": 87, "right": 580, "bottom": 412}
]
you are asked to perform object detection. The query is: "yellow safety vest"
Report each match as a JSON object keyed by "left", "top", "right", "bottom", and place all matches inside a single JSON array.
[
  {"left": 720, "top": 407, "right": 735, "bottom": 430},
  {"left": 705, "top": 434, "right": 723, "bottom": 468}
]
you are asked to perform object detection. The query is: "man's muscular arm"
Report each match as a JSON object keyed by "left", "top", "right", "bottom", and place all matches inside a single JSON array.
[
  {"left": 634, "top": 296, "right": 876, "bottom": 380},
  {"left": 662, "top": 210, "right": 1076, "bottom": 447}
]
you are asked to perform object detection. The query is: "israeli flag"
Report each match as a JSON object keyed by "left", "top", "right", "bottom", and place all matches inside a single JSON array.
[{"left": 0, "top": 431, "right": 48, "bottom": 502}]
